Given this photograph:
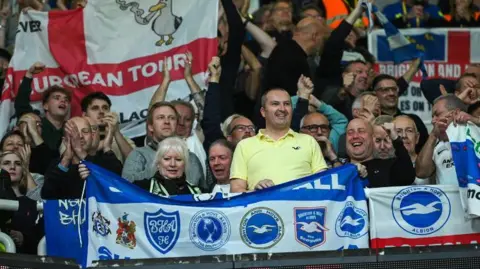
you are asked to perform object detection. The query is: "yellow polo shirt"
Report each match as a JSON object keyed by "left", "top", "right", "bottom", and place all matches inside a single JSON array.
[{"left": 230, "top": 129, "right": 328, "bottom": 190}]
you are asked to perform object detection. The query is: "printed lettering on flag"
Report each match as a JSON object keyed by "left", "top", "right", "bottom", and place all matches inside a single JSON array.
[
  {"left": 74, "top": 163, "right": 369, "bottom": 267},
  {"left": 367, "top": 185, "right": 480, "bottom": 249},
  {"left": 369, "top": 28, "right": 480, "bottom": 130},
  {"left": 447, "top": 123, "right": 480, "bottom": 219},
  {"left": 0, "top": 0, "right": 218, "bottom": 138}
]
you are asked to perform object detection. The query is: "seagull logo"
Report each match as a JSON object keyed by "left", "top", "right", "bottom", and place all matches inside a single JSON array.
[
  {"left": 296, "top": 221, "right": 329, "bottom": 233},
  {"left": 340, "top": 216, "right": 363, "bottom": 228},
  {"left": 398, "top": 201, "right": 442, "bottom": 215},
  {"left": 248, "top": 225, "right": 276, "bottom": 234}
]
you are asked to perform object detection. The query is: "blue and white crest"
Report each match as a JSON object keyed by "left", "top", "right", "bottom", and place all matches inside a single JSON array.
[
  {"left": 144, "top": 209, "right": 180, "bottom": 254},
  {"left": 335, "top": 201, "right": 368, "bottom": 239},
  {"left": 92, "top": 210, "right": 111, "bottom": 237},
  {"left": 392, "top": 186, "right": 451, "bottom": 235},
  {"left": 240, "top": 207, "right": 284, "bottom": 249},
  {"left": 189, "top": 210, "right": 231, "bottom": 251},
  {"left": 294, "top": 207, "right": 328, "bottom": 249}
]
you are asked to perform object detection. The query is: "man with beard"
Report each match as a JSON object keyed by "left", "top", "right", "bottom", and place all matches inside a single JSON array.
[
  {"left": 373, "top": 74, "right": 428, "bottom": 152},
  {"left": 372, "top": 116, "right": 395, "bottom": 160},
  {"left": 346, "top": 118, "right": 415, "bottom": 187},
  {"left": 41, "top": 117, "right": 122, "bottom": 199},
  {"left": 416, "top": 95, "right": 472, "bottom": 185},
  {"left": 230, "top": 86, "right": 327, "bottom": 192},
  {"left": 393, "top": 115, "right": 430, "bottom": 184},
  {"left": 209, "top": 139, "right": 234, "bottom": 194},
  {"left": 322, "top": 60, "right": 370, "bottom": 120},
  {"left": 15, "top": 62, "right": 70, "bottom": 151},
  {"left": 121, "top": 102, "right": 206, "bottom": 190}
]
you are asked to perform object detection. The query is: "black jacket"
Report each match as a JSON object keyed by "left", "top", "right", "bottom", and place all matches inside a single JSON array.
[{"left": 41, "top": 151, "right": 122, "bottom": 199}]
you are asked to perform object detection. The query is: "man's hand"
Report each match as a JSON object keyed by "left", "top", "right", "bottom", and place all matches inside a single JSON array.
[
  {"left": 162, "top": 57, "right": 171, "bottom": 83},
  {"left": 18, "top": 145, "right": 31, "bottom": 170},
  {"left": 316, "top": 136, "right": 337, "bottom": 161},
  {"left": 103, "top": 112, "right": 119, "bottom": 133},
  {"left": 439, "top": 84, "right": 448, "bottom": 96},
  {"left": 432, "top": 116, "right": 450, "bottom": 141},
  {"left": 297, "top": 75, "right": 314, "bottom": 100},
  {"left": 103, "top": 121, "right": 114, "bottom": 153},
  {"left": 254, "top": 179, "right": 275, "bottom": 190},
  {"left": 382, "top": 122, "right": 399, "bottom": 141},
  {"left": 26, "top": 62, "right": 46, "bottom": 78},
  {"left": 208, "top": 56, "right": 221, "bottom": 83},
  {"left": 354, "top": 163, "right": 368, "bottom": 178},
  {"left": 358, "top": 108, "right": 375, "bottom": 123},
  {"left": 362, "top": 95, "right": 380, "bottom": 116},
  {"left": 184, "top": 51, "right": 193, "bottom": 78},
  {"left": 343, "top": 72, "right": 355, "bottom": 88},
  {"left": 78, "top": 163, "right": 90, "bottom": 180},
  {"left": 454, "top": 111, "right": 480, "bottom": 125},
  {"left": 65, "top": 121, "right": 87, "bottom": 160},
  {"left": 61, "top": 136, "right": 74, "bottom": 165}
]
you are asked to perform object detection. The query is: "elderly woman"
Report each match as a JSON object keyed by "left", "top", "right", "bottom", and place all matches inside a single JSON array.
[
  {"left": 79, "top": 137, "right": 201, "bottom": 197},
  {"left": 0, "top": 151, "right": 44, "bottom": 254}
]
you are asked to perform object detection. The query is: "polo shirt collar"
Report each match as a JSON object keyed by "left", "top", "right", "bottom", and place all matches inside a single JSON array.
[{"left": 257, "top": 129, "right": 296, "bottom": 141}]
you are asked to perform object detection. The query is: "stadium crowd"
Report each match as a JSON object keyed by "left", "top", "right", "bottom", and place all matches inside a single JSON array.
[{"left": 0, "top": 0, "right": 480, "bottom": 256}]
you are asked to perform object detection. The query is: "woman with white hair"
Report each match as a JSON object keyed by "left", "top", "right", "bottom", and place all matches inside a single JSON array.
[{"left": 80, "top": 137, "right": 201, "bottom": 196}]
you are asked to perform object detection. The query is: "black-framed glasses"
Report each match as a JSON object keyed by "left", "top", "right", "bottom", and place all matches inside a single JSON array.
[
  {"left": 301, "top": 124, "right": 330, "bottom": 132},
  {"left": 230, "top": 125, "right": 256, "bottom": 134}
]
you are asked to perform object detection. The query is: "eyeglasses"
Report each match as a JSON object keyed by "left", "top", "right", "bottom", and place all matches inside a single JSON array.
[
  {"left": 395, "top": 128, "right": 416, "bottom": 136},
  {"left": 90, "top": 125, "right": 99, "bottom": 133},
  {"left": 375, "top": 86, "right": 399, "bottom": 94},
  {"left": 301, "top": 124, "right": 330, "bottom": 132},
  {"left": 230, "top": 125, "right": 256, "bottom": 134}
]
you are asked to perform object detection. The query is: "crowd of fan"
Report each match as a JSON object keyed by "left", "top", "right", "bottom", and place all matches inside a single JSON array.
[{"left": 0, "top": 0, "right": 480, "bottom": 256}]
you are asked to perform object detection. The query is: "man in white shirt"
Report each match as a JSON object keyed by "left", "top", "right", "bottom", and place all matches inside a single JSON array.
[
  {"left": 416, "top": 95, "right": 467, "bottom": 185},
  {"left": 209, "top": 139, "right": 234, "bottom": 194}
]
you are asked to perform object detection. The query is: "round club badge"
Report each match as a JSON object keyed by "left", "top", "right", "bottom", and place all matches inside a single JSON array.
[
  {"left": 189, "top": 210, "right": 231, "bottom": 251},
  {"left": 240, "top": 207, "right": 284, "bottom": 249},
  {"left": 392, "top": 186, "right": 451, "bottom": 236}
]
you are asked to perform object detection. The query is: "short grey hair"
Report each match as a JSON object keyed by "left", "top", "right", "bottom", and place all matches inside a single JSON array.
[
  {"left": 352, "top": 91, "right": 376, "bottom": 109},
  {"left": 154, "top": 137, "right": 189, "bottom": 171},
  {"left": 373, "top": 115, "right": 394, "bottom": 126},
  {"left": 221, "top": 114, "right": 244, "bottom": 137},
  {"left": 433, "top": 94, "right": 468, "bottom": 112}
]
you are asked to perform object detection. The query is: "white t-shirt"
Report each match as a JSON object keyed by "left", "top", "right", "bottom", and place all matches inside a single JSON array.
[
  {"left": 433, "top": 141, "right": 458, "bottom": 185},
  {"left": 212, "top": 184, "right": 231, "bottom": 194},
  {"left": 186, "top": 132, "right": 207, "bottom": 177}
]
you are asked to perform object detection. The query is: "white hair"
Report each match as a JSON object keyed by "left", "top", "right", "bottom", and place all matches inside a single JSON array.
[
  {"left": 154, "top": 137, "right": 189, "bottom": 171},
  {"left": 220, "top": 114, "right": 243, "bottom": 138}
]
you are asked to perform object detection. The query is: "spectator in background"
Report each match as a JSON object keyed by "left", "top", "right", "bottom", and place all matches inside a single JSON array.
[
  {"left": 81, "top": 92, "right": 135, "bottom": 163},
  {"left": 393, "top": 115, "right": 430, "bottom": 184},
  {"left": 0, "top": 150, "right": 44, "bottom": 254},
  {"left": 373, "top": 74, "right": 428, "bottom": 153},
  {"left": 41, "top": 117, "right": 122, "bottom": 199},
  {"left": 122, "top": 102, "right": 206, "bottom": 191},
  {"left": 0, "top": 130, "right": 25, "bottom": 153},
  {"left": 372, "top": 116, "right": 395, "bottom": 160},
  {"left": 209, "top": 139, "right": 234, "bottom": 194},
  {"left": 346, "top": 118, "right": 415, "bottom": 187},
  {"left": 299, "top": 4, "right": 325, "bottom": 24},
  {"left": 14, "top": 62, "right": 70, "bottom": 152},
  {"left": 416, "top": 95, "right": 468, "bottom": 185},
  {"left": 15, "top": 113, "right": 59, "bottom": 175},
  {"left": 230, "top": 82, "right": 328, "bottom": 192},
  {"left": 382, "top": 0, "right": 446, "bottom": 28},
  {"left": 0, "top": 49, "right": 11, "bottom": 89},
  {"left": 443, "top": 0, "right": 480, "bottom": 27},
  {"left": 266, "top": 0, "right": 295, "bottom": 42}
]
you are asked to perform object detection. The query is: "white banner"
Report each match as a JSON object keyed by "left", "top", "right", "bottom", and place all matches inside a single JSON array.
[{"left": 367, "top": 185, "right": 480, "bottom": 248}]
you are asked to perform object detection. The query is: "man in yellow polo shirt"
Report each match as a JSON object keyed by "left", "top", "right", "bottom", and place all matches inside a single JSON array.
[{"left": 230, "top": 76, "right": 328, "bottom": 192}]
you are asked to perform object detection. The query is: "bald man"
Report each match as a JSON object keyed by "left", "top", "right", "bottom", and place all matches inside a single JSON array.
[
  {"left": 41, "top": 117, "right": 122, "bottom": 199},
  {"left": 345, "top": 118, "right": 415, "bottom": 187},
  {"left": 264, "top": 17, "right": 329, "bottom": 96}
]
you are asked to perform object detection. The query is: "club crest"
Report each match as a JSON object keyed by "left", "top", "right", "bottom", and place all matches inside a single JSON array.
[
  {"left": 144, "top": 209, "right": 180, "bottom": 254},
  {"left": 335, "top": 202, "right": 368, "bottom": 239},
  {"left": 115, "top": 213, "right": 137, "bottom": 249},
  {"left": 92, "top": 210, "right": 111, "bottom": 237},
  {"left": 189, "top": 210, "right": 231, "bottom": 251},
  {"left": 240, "top": 207, "right": 284, "bottom": 249},
  {"left": 294, "top": 207, "right": 328, "bottom": 249},
  {"left": 116, "top": 0, "right": 183, "bottom": 46}
]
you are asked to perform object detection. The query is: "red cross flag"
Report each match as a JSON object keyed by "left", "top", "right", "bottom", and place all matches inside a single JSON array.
[{"left": 0, "top": 0, "right": 218, "bottom": 138}]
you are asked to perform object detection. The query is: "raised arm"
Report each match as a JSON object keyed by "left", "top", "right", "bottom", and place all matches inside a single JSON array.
[
  {"left": 241, "top": 15, "right": 277, "bottom": 58},
  {"left": 15, "top": 62, "right": 46, "bottom": 117},
  {"left": 184, "top": 51, "right": 205, "bottom": 115},
  {"left": 149, "top": 59, "right": 170, "bottom": 109},
  {"left": 241, "top": 45, "right": 262, "bottom": 101}
]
